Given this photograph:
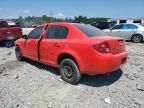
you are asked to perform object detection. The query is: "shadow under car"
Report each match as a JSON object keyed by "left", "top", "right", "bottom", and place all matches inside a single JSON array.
[{"left": 23, "top": 58, "right": 123, "bottom": 86}]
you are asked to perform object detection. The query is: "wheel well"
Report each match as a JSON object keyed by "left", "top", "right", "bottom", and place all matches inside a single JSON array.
[
  {"left": 15, "top": 44, "right": 22, "bottom": 54},
  {"left": 131, "top": 34, "right": 143, "bottom": 40},
  {"left": 57, "top": 53, "right": 78, "bottom": 66},
  {"left": 15, "top": 44, "right": 19, "bottom": 47}
]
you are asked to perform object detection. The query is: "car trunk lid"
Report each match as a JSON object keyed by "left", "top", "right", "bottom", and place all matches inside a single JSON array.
[
  {"left": 108, "top": 39, "right": 125, "bottom": 54},
  {"left": 89, "top": 36, "right": 126, "bottom": 54}
]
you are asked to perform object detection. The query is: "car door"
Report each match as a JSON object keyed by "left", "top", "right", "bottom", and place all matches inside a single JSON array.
[
  {"left": 24, "top": 26, "right": 44, "bottom": 61},
  {"left": 118, "top": 24, "right": 137, "bottom": 39},
  {"left": 109, "top": 24, "right": 123, "bottom": 37},
  {"left": 40, "top": 25, "right": 69, "bottom": 66}
]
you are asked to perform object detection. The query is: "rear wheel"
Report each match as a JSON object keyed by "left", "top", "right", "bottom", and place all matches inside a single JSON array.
[
  {"left": 59, "top": 58, "right": 81, "bottom": 84},
  {"left": 15, "top": 46, "right": 24, "bottom": 61},
  {"left": 132, "top": 34, "right": 143, "bottom": 43}
]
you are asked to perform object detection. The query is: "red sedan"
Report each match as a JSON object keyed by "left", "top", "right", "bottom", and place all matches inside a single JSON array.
[{"left": 15, "top": 23, "right": 128, "bottom": 84}]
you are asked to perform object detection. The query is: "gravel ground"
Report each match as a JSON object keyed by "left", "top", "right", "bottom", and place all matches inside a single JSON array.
[{"left": 0, "top": 42, "right": 144, "bottom": 108}]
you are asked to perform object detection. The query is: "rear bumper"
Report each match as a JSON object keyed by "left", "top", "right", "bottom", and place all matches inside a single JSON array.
[
  {"left": 81, "top": 51, "right": 128, "bottom": 75},
  {"left": 0, "top": 35, "right": 22, "bottom": 41}
]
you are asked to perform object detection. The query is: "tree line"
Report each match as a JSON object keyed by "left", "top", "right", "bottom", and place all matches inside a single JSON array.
[{"left": 10, "top": 15, "right": 109, "bottom": 27}]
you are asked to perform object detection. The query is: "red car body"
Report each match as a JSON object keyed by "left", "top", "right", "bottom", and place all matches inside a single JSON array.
[
  {"left": 0, "top": 21, "right": 22, "bottom": 41},
  {"left": 15, "top": 23, "right": 128, "bottom": 83}
]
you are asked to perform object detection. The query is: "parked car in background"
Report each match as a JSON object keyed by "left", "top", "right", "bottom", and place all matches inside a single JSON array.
[
  {"left": 103, "top": 23, "right": 144, "bottom": 43},
  {"left": 0, "top": 20, "right": 22, "bottom": 42},
  {"left": 141, "top": 23, "right": 144, "bottom": 27},
  {"left": 91, "top": 21, "right": 116, "bottom": 30},
  {"left": 15, "top": 23, "right": 128, "bottom": 84},
  {"left": 22, "top": 25, "right": 37, "bottom": 35},
  {"left": 22, "top": 27, "right": 34, "bottom": 35}
]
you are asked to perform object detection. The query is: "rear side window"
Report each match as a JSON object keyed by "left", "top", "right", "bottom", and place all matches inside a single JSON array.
[
  {"left": 75, "top": 24, "right": 106, "bottom": 37},
  {"left": 46, "top": 26, "right": 68, "bottom": 39},
  {"left": 28, "top": 26, "right": 44, "bottom": 39}
]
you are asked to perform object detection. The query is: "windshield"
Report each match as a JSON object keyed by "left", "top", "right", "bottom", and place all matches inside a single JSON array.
[{"left": 74, "top": 23, "right": 106, "bottom": 37}]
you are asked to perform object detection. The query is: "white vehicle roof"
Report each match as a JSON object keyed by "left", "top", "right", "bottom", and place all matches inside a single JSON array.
[{"left": 7, "top": 21, "right": 16, "bottom": 26}]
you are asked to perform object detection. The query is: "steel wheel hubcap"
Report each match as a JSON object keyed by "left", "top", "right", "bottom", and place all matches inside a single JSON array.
[
  {"left": 133, "top": 36, "right": 141, "bottom": 42},
  {"left": 64, "top": 64, "right": 73, "bottom": 78}
]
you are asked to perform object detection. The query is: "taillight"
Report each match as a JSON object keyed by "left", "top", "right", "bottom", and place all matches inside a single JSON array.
[{"left": 93, "top": 41, "right": 110, "bottom": 53}]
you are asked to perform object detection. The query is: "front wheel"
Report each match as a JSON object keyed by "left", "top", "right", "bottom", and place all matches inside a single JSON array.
[
  {"left": 15, "top": 46, "right": 24, "bottom": 61},
  {"left": 132, "top": 34, "right": 143, "bottom": 43},
  {"left": 59, "top": 58, "right": 81, "bottom": 84}
]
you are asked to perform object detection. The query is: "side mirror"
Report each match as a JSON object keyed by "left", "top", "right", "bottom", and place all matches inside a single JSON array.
[{"left": 22, "top": 35, "right": 27, "bottom": 39}]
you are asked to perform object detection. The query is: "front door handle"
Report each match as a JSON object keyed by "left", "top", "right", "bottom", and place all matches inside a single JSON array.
[{"left": 34, "top": 43, "right": 38, "bottom": 45}]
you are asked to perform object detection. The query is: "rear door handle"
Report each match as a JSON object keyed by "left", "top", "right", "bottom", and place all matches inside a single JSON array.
[{"left": 53, "top": 43, "right": 60, "bottom": 47}]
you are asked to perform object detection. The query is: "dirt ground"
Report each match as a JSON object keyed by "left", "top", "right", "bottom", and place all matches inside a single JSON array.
[{"left": 0, "top": 42, "right": 144, "bottom": 108}]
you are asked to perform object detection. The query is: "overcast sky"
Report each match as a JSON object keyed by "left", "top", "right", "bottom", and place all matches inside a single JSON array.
[{"left": 0, "top": 0, "right": 144, "bottom": 19}]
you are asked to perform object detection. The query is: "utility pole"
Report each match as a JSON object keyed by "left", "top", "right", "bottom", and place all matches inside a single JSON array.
[{"left": 50, "top": 12, "right": 53, "bottom": 23}]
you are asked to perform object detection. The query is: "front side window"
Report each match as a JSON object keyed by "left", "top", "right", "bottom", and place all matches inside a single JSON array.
[
  {"left": 28, "top": 26, "right": 44, "bottom": 39},
  {"left": 112, "top": 25, "right": 123, "bottom": 30},
  {"left": 46, "top": 26, "right": 68, "bottom": 39},
  {"left": 74, "top": 24, "right": 106, "bottom": 37}
]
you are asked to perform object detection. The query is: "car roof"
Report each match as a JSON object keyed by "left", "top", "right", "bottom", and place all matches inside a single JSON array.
[
  {"left": 41, "top": 22, "right": 75, "bottom": 26},
  {"left": 120, "top": 23, "right": 140, "bottom": 26},
  {"left": 115, "top": 23, "right": 144, "bottom": 29},
  {"left": 116, "top": 23, "right": 140, "bottom": 27},
  {"left": 123, "top": 23, "right": 144, "bottom": 28}
]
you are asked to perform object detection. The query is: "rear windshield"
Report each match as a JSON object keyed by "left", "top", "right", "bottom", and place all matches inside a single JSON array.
[{"left": 74, "top": 23, "right": 106, "bottom": 37}]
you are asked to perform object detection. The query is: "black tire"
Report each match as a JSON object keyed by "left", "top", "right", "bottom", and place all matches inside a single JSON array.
[
  {"left": 5, "top": 40, "right": 15, "bottom": 48},
  {"left": 59, "top": 58, "right": 81, "bottom": 84},
  {"left": 132, "top": 34, "right": 143, "bottom": 43},
  {"left": 15, "top": 46, "right": 24, "bottom": 61}
]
